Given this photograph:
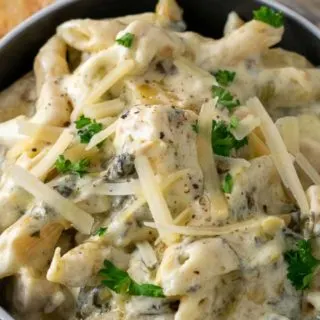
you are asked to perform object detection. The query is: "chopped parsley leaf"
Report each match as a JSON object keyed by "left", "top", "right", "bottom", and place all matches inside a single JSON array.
[
  {"left": 192, "top": 121, "right": 199, "bottom": 133},
  {"left": 116, "top": 32, "right": 135, "bottom": 48},
  {"left": 75, "top": 115, "right": 91, "bottom": 129},
  {"left": 75, "top": 116, "right": 103, "bottom": 144},
  {"left": 229, "top": 116, "right": 239, "bottom": 129},
  {"left": 253, "top": 6, "right": 284, "bottom": 28},
  {"left": 212, "top": 120, "right": 248, "bottom": 156},
  {"left": 212, "top": 85, "right": 240, "bottom": 111},
  {"left": 95, "top": 227, "right": 107, "bottom": 237},
  {"left": 284, "top": 239, "right": 320, "bottom": 290},
  {"left": 99, "top": 260, "right": 165, "bottom": 297},
  {"left": 214, "top": 70, "right": 236, "bottom": 87},
  {"left": 222, "top": 173, "right": 233, "bottom": 193},
  {"left": 55, "top": 155, "right": 90, "bottom": 177}
]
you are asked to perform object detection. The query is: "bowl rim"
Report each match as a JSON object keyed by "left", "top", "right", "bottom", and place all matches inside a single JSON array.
[
  {"left": 0, "top": 0, "right": 319, "bottom": 319},
  {"left": 0, "top": 0, "right": 319, "bottom": 50}
]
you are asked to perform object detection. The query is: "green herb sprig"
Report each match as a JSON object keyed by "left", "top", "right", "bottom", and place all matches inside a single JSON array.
[
  {"left": 214, "top": 70, "right": 236, "bottom": 87},
  {"left": 75, "top": 115, "right": 103, "bottom": 144},
  {"left": 284, "top": 239, "right": 320, "bottom": 290},
  {"left": 253, "top": 6, "right": 284, "bottom": 28},
  {"left": 99, "top": 260, "right": 165, "bottom": 297},
  {"left": 55, "top": 155, "right": 90, "bottom": 177},
  {"left": 116, "top": 33, "right": 135, "bottom": 48},
  {"left": 212, "top": 120, "right": 248, "bottom": 156},
  {"left": 222, "top": 173, "right": 233, "bottom": 193},
  {"left": 95, "top": 227, "right": 107, "bottom": 237},
  {"left": 212, "top": 86, "right": 240, "bottom": 111}
]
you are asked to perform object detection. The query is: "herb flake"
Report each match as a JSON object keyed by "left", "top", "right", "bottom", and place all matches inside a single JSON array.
[
  {"left": 253, "top": 6, "right": 284, "bottom": 28},
  {"left": 214, "top": 70, "right": 236, "bottom": 87},
  {"left": 284, "top": 239, "right": 320, "bottom": 290},
  {"left": 222, "top": 173, "right": 233, "bottom": 193},
  {"left": 99, "top": 260, "right": 165, "bottom": 297},
  {"left": 116, "top": 32, "right": 135, "bottom": 48},
  {"left": 75, "top": 115, "right": 103, "bottom": 144},
  {"left": 192, "top": 121, "right": 199, "bottom": 133},
  {"left": 212, "top": 120, "right": 248, "bottom": 157},
  {"left": 55, "top": 155, "right": 90, "bottom": 177},
  {"left": 229, "top": 116, "right": 239, "bottom": 129},
  {"left": 95, "top": 227, "right": 107, "bottom": 237},
  {"left": 212, "top": 85, "right": 240, "bottom": 111}
]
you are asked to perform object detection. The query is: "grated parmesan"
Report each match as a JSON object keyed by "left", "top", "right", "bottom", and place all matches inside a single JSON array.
[
  {"left": 86, "top": 120, "right": 118, "bottom": 150},
  {"left": 197, "top": 100, "right": 228, "bottom": 220},
  {"left": 145, "top": 216, "right": 284, "bottom": 237},
  {"left": 276, "top": 116, "right": 300, "bottom": 155},
  {"left": 30, "top": 130, "right": 74, "bottom": 179},
  {"left": 136, "top": 241, "right": 158, "bottom": 268},
  {"left": 295, "top": 152, "right": 320, "bottom": 185},
  {"left": 9, "top": 165, "right": 94, "bottom": 234},
  {"left": 247, "top": 97, "right": 309, "bottom": 215},
  {"left": 134, "top": 155, "right": 176, "bottom": 243}
]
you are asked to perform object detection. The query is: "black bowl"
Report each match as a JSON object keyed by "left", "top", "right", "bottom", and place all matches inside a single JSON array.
[
  {"left": 0, "top": 0, "right": 319, "bottom": 318},
  {"left": 0, "top": 0, "right": 319, "bottom": 92}
]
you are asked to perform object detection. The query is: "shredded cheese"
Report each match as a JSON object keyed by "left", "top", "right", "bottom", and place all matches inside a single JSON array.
[
  {"left": 121, "top": 169, "right": 190, "bottom": 221},
  {"left": 174, "top": 57, "right": 213, "bottom": 80},
  {"left": 136, "top": 241, "right": 158, "bottom": 268},
  {"left": 231, "top": 114, "right": 260, "bottom": 140},
  {"left": 134, "top": 155, "right": 176, "bottom": 243},
  {"left": 64, "top": 144, "right": 99, "bottom": 162},
  {"left": 296, "top": 152, "right": 320, "bottom": 185},
  {"left": 198, "top": 100, "right": 228, "bottom": 219},
  {"left": 276, "top": 116, "right": 300, "bottom": 155},
  {"left": 30, "top": 130, "right": 73, "bottom": 179},
  {"left": 98, "top": 117, "right": 117, "bottom": 128},
  {"left": 83, "top": 180, "right": 141, "bottom": 196},
  {"left": 248, "top": 132, "right": 270, "bottom": 158},
  {"left": 145, "top": 216, "right": 284, "bottom": 237},
  {"left": 85, "top": 60, "right": 135, "bottom": 105},
  {"left": 86, "top": 120, "right": 118, "bottom": 150},
  {"left": 18, "top": 120, "right": 64, "bottom": 143},
  {"left": 70, "top": 59, "right": 135, "bottom": 121},
  {"left": 9, "top": 165, "right": 94, "bottom": 234},
  {"left": 247, "top": 97, "right": 309, "bottom": 215},
  {"left": 174, "top": 207, "right": 192, "bottom": 226},
  {"left": 83, "top": 99, "right": 125, "bottom": 120}
]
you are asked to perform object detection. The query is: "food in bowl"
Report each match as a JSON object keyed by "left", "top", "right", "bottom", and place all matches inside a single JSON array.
[{"left": 0, "top": 0, "right": 319, "bottom": 319}]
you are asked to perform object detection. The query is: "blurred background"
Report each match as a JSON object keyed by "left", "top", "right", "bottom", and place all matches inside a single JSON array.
[{"left": 0, "top": 0, "right": 319, "bottom": 38}]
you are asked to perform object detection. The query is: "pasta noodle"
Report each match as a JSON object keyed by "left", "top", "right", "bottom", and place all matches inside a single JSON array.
[{"left": 0, "top": 1, "right": 319, "bottom": 319}]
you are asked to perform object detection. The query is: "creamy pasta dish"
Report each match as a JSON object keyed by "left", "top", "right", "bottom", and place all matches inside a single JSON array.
[{"left": 0, "top": 1, "right": 320, "bottom": 319}]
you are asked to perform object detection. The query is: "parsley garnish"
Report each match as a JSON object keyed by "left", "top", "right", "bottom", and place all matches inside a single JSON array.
[
  {"left": 75, "top": 115, "right": 103, "bottom": 144},
  {"left": 95, "top": 227, "right": 107, "bottom": 237},
  {"left": 229, "top": 116, "right": 239, "bottom": 129},
  {"left": 55, "top": 155, "right": 90, "bottom": 177},
  {"left": 116, "top": 32, "right": 135, "bottom": 48},
  {"left": 284, "top": 239, "right": 320, "bottom": 290},
  {"left": 253, "top": 6, "right": 284, "bottom": 28},
  {"left": 75, "top": 115, "right": 91, "bottom": 129},
  {"left": 214, "top": 70, "right": 236, "bottom": 87},
  {"left": 192, "top": 121, "right": 199, "bottom": 133},
  {"left": 222, "top": 173, "right": 233, "bottom": 193},
  {"left": 99, "top": 260, "right": 165, "bottom": 297},
  {"left": 212, "top": 120, "right": 248, "bottom": 156},
  {"left": 212, "top": 85, "right": 240, "bottom": 111}
]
